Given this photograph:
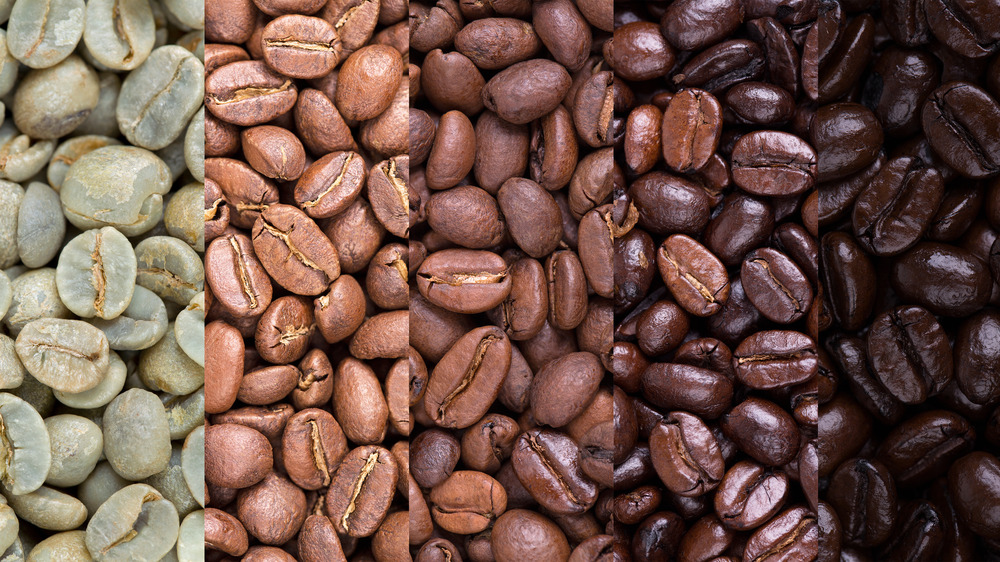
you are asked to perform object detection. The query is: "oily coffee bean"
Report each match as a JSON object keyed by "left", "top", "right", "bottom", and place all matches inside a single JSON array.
[
  {"left": 816, "top": 8, "right": 1000, "bottom": 556},
  {"left": 741, "top": 247, "right": 813, "bottom": 324},
  {"left": 922, "top": 82, "right": 1000, "bottom": 179},
  {"left": 656, "top": 234, "right": 730, "bottom": 317},
  {"left": 660, "top": 88, "right": 722, "bottom": 174},
  {"left": 615, "top": 5, "right": 818, "bottom": 558}
]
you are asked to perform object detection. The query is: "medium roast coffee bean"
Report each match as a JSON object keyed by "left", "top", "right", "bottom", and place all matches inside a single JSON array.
[{"left": 649, "top": 412, "right": 725, "bottom": 497}]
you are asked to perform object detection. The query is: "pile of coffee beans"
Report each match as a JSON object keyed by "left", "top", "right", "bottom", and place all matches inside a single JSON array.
[
  {"left": 203, "top": 0, "right": 408, "bottom": 560},
  {"left": 818, "top": 2, "right": 1000, "bottom": 559},
  {"left": 408, "top": 0, "right": 614, "bottom": 559},
  {"left": 611, "top": 1, "right": 819, "bottom": 559},
  {"left": 0, "top": 0, "right": 205, "bottom": 559}
]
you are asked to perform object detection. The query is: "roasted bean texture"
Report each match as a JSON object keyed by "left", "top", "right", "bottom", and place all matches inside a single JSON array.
[
  {"left": 205, "top": 0, "right": 407, "bottom": 560},
  {"left": 613, "top": 2, "right": 819, "bottom": 560},
  {"left": 816, "top": 1, "right": 1000, "bottom": 560},
  {"left": 410, "top": 0, "right": 614, "bottom": 559}
]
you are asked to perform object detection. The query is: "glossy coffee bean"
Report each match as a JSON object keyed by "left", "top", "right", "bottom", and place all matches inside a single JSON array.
[
  {"left": 649, "top": 412, "right": 725, "bottom": 497},
  {"left": 827, "top": 458, "right": 898, "bottom": 548},
  {"left": 867, "top": 306, "right": 952, "bottom": 404}
]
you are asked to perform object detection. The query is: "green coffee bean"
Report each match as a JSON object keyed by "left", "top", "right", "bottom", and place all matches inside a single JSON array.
[
  {"left": 4, "top": 269, "right": 71, "bottom": 335},
  {"left": 180, "top": 424, "right": 203, "bottom": 507},
  {"left": 0, "top": 180, "right": 22, "bottom": 269},
  {"left": 134, "top": 236, "right": 204, "bottom": 305},
  {"left": 156, "top": 134, "right": 190, "bottom": 182},
  {"left": 0, "top": 393, "right": 51, "bottom": 495},
  {"left": 77, "top": 462, "right": 129, "bottom": 518},
  {"left": 14, "top": 318, "right": 110, "bottom": 393},
  {"left": 0, "top": 335, "right": 23, "bottom": 390},
  {"left": 0, "top": 123, "right": 56, "bottom": 182},
  {"left": 138, "top": 323, "right": 202, "bottom": 395},
  {"left": 0, "top": 30, "right": 17, "bottom": 99},
  {"left": 0, "top": 538, "right": 22, "bottom": 562},
  {"left": 52, "top": 350, "right": 126, "bottom": 410},
  {"left": 82, "top": 0, "right": 156, "bottom": 71},
  {"left": 174, "top": 292, "right": 204, "bottom": 366},
  {"left": 0, "top": 495, "right": 16, "bottom": 555},
  {"left": 74, "top": 73, "right": 121, "bottom": 138},
  {"left": 176, "top": 510, "right": 203, "bottom": 562},
  {"left": 46, "top": 135, "right": 121, "bottom": 192},
  {"left": 143, "top": 445, "right": 198, "bottom": 518},
  {"left": 88, "top": 285, "right": 168, "bottom": 351},
  {"left": 162, "top": 389, "right": 203, "bottom": 441},
  {"left": 164, "top": 183, "right": 205, "bottom": 252},
  {"left": 16, "top": 183, "right": 65, "bottom": 269},
  {"left": 12, "top": 55, "right": 99, "bottom": 139},
  {"left": 162, "top": 0, "right": 203, "bottom": 31},
  {"left": 60, "top": 146, "right": 171, "bottom": 236},
  {"left": 6, "top": 0, "right": 85, "bottom": 69},
  {"left": 85, "top": 484, "right": 179, "bottom": 562},
  {"left": 102, "top": 389, "right": 171, "bottom": 480},
  {"left": 55, "top": 227, "right": 137, "bottom": 320},
  {"left": 177, "top": 30, "right": 204, "bottom": 61},
  {"left": 0, "top": 270, "right": 11, "bottom": 321},
  {"left": 116, "top": 46, "right": 204, "bottom": 150},
  {"left": 5, "top": 485, "right": 86, "bottom": 531},
  {"left": 44, "top": 415, "right": 103, "bottom": 488},
  {"left": 24, "top": 530, "right": 89, "bottom": 562},
  {"left": 8, "top": 373, "right": 54, "bottom": 419},
  {"left": 184, "top": 107, "right": 204, "bottom": 182}
]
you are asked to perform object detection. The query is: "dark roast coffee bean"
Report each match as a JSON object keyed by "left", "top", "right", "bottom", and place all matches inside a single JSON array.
[
  {"left": 889, "top": 242, "right": 992, "bottom": 317},
  {"left": 827, "top": 458, "right": 898, "bottom": 547},
  {"left": 649, "top": 412, "right": 725, "bottom": 497},
  {"left": 876, "top": 410, "right": 976, "bottom": 488},
  {"left": 740, "top": 247, "right": 812, "bottom": 324},
  {"left": 852, "top": 156, "right": 944, "bottom": 256},
  {"left": 867, "top": 306, "right": 952, "bottom": 404},
  {"left": 922, "top": 82, "right": 1000, "bottom": 179},
  {"left": 954, "top": 310, "right": 1000, "bottom": 405},
  {"left": 733, "top": 330, "right": 817, "bottom": 390},
  {"left": 731, "top": 130, "right": 817, "bottom": 197}
]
